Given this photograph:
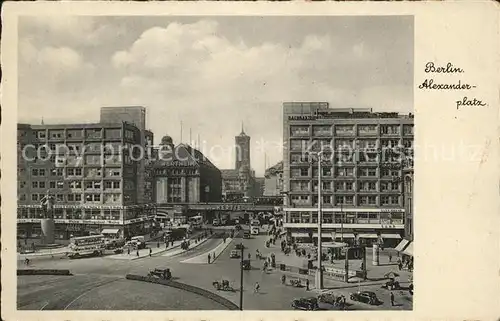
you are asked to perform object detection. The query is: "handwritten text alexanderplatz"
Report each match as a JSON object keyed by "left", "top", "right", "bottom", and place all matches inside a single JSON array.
[{"left": 418, "top": 62, "right": 487, "bottom": 109}]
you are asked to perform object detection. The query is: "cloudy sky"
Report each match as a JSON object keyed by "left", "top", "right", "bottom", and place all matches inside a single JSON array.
[{"left": 18, "top": 15, "right": 413, "bottom": 176}]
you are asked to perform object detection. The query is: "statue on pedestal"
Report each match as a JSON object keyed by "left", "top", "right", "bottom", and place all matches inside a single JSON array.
[
  {"left": 39, "top": 189, "right": 56, "bottom": 245},
  {"left": 40, "top": 189, "right": 55, "bottom": 219}
]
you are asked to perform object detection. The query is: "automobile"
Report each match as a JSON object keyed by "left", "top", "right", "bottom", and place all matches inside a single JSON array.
[
  {"left": 235, "top": 243, "right": 244, "bottom": 250},
  {"left": 243, "top": 231, "right": 251, "bottom": 239},
  {"left": 230, "top": 250, "right": 240, "bottom": 258},
  {"left": 381, "top": 278, "right": 401, "bottom": 290},
  {"left": 212, "top": 219, "right": 220, "bottom": 226},
  {"left": 291, "top": 297, "right": 319, "bottom": 311},
  {"left": 235, "top": 224, "right": 242, "bottom": 231},
  {"left": 349, "top": 291, "right": 382, "bottom": 305}
]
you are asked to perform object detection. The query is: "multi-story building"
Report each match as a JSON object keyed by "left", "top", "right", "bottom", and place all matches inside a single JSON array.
[
  {"left": 282, "top": 102, "right": 414, "bottom": 247},
  {"left": 397, "top": 161, "right": 414, "bottom": 256},
  {"left": 151, "top": 135, "right": 223, "bottom": 223},
  {"left": 17, "top": 108, "right": 156, "bottom": 240},
  {"left": 264, "top": 161, "right": 284, "bottom": 196},
  {"left": 221, "top": 127, "right": 257, "bottom": 201}
]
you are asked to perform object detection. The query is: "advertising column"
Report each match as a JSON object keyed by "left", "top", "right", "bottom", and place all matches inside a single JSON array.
[{"left": 372, "top": 243, "right": 380, "bottom": 266}]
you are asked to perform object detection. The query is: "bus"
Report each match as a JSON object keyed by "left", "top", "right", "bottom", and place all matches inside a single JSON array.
[
  {"left": 189, "top": 215, "right": 204, "bottom": 229},
  {"left": 68, "top": 235, "right": 106, "bottom": 259}
]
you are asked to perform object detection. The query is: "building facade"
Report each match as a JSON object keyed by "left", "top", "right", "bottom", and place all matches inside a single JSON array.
[
  {"left": 17, "top": 119, "right": 156, "bottom": 239},
  {"left": 398, "top": 163, "right": 414, "bottom": 256},
  {"left": 152, "top": 136, "right": 222, "bottom": 204},
  {"left": 221, "top": 127, "right": 258, "bottom": 201},
  {"left": 264, "top": 161, "right": 284, "bottom": 196},
  {"left": 282, "top": 102, "right": 414, "bottom": 246}
]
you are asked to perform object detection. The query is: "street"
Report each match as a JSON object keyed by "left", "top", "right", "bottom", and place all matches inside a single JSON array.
[{"left": 18, "top": 226, "right": 412, "bottom": 310}]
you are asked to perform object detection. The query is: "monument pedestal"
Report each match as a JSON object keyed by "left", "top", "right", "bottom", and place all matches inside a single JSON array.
[{"left": 41, "top": 218, "right": 55, "bottom": 244}]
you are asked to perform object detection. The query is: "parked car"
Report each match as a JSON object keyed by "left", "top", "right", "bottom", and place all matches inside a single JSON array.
[
  {"left": 230, "top": 250, "right": 240, "bottom": 258},
  {"left": 235, "top": 243, "right": 244, "bottom": 250},
  {"left": 349, "top": 291, "right": 382, "bottom": 305},
  {"left": 291, "top": 297, "right": 319, "bottom": 310}
]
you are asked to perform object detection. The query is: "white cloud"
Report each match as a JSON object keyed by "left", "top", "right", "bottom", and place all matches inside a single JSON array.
[{"left": 18, "top": 18, "right": 412, "bottom": 175}]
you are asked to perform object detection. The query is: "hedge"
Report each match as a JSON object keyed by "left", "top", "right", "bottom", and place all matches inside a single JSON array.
[
  {"left": 126, "top": 274, "right": 239, "bottom": 310},
  {"left": 17, "top": 269, "right": 71, "bottom": 276}
]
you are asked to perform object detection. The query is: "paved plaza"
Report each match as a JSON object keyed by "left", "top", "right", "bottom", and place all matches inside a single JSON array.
[{"left": 17, "top": 225, "right": 412, "bottom": 311}]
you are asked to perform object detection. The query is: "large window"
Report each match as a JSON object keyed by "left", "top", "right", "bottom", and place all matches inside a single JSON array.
[{"left": 290, "top": 126, "right": 310, "bottom": 137}]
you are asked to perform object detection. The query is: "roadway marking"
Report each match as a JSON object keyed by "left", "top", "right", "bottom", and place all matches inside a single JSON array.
[{"left": 63, "top": 278, "right": 120, "bottom": 310}]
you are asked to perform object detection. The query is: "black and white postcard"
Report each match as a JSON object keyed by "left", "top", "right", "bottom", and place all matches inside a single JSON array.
[{"left": 1, "top": 1, "right": 499, "bottom": 321}]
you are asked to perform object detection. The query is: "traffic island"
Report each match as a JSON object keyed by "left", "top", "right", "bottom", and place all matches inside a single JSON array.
[
  {"left": 125, "top": 274, "right": 239, "bottom": 310},
  {"left": 17, "top": 269, "right": 72, "bottom": 276},
  {"left": 180, "top": 238, "right": 233, "bottom": 264}
]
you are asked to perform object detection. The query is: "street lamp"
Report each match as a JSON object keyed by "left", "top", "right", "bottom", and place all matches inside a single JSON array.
[
  {"left": 239, "top": 242, "right": 245, "bottom": 310},
  {"left": 312, "top": 151, "right": 324, "bottom": 290}
]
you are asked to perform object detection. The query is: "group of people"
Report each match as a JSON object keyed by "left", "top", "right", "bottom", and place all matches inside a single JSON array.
[{"left": 397, "top": 256, "right": 413, "bottom": 272}]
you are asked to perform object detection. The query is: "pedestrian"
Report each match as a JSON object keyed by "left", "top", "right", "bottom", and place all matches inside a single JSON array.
[
  {"left": 127, "top": 248, "right": 130, "bottom": 255},
  {"left": 208, "top": 253, "right": 211, "bottom": 264},
  {"left": 306, "top": 279, "right": 310, "bottom": 291},
  {"left": 213, "top": 252, "right": 216, "bottom": 261},
  {"left": 157, "top": 242, "right": 160, "bottom": 248},
  {"left": 248, "top": 253, "right": 251, "bottom": 260},
  {"left": 24, "top": 258, "right": 30, "bottom": 265},
  {"left": 136, "top": 250, "right": 139, "bottom": 257},
  {"left": 390, "top": 291, "right": 395, "bottom": 306},
  {"left": 281, "top": 274, "right": 286, "bottom": 285},
  {"left": 149, "top": 248, "right": 152, "bottom": 257},
  {"left": 389, "top": 252, "right": 392, "bottom": 262},
  {"left": 254, "top": 282, "right": 260, "bottom": 293}
]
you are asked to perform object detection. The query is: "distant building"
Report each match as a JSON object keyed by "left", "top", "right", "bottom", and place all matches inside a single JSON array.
[
  {"left": 264, "top": 161, "right": 283, "bottom": 196},
  {"left": 17, "top": 112, "right": 156, "bottom": 239},
  {"left": 221, "top": 126, "right": 258, "bottom": 201},
  {"left": 282, "top": 102, "right": 414, "bottom": 247},
  {"left": 151, "top": 136, "right": 222, "bottom": 204}
]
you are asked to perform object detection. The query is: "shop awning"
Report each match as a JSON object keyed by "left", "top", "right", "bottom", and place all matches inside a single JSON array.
[
  {"left": 401, "top": 242, "right": 413, "bottom": 256},
  {"left": 357, "top": 233, "right": 378, "bottom": 238},
  {"left": 313, "top": 232, "right": 334, "bottom": 238},
  {"left": 101, "top": 228, "right": 120, "bottom": 234},
  {"left": 291, "top": 232, "right": 309, "bottom": 238},
  {"left": 395, "top": 239, "right": 410, "bottom": 252},
  {"left": 334, "top": 233, "right": 355, "bottom": 239},
  {"left": 381, "top": 234, "right": 402, "bottom": 239}
]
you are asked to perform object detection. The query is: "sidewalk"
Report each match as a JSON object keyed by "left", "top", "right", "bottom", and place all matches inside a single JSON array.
[
  {"left": 257, "top": 236, "right": 412, "bottom": 284},
  {"left": 181, "top": 238, "right": 233, "bottom": 264},
  {"left": 18, "top": 247, "right": 70, "bottom": 259}
]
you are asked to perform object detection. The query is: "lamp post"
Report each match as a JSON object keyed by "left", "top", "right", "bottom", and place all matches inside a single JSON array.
[
  {"left": 239, "top": 243, "right": 245, "bottom": 310},
  {"left": 340, "top": 202, "right": 344, "bottom": 243},
  {"left": 314, "top": 151, "right": 324, "bottom": 290}
]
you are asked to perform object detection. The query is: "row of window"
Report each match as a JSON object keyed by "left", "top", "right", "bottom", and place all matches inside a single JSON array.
[
  {"left": 291, "top": 167, "right": 401, "bottom": 178},
  {"left": 21, "top": 193, "right": 122, "bottom": 203},
  {"left": 290, "top": 180, "right": 400, "bottom": 192},
  {"left": 290, "top": 195, "right": 400, "bottom": 205},
  {"left": 27, "top": 167, "right": 133, "bottom": 178},
  {"left": 289, "top": 139, "right": 413, "bottom": 150},
  {"left": 290, "top": 124, "right": 413, "bottom": 137},
  {"left": 35, "top": 128, "right": 126, "bottom": 140}
]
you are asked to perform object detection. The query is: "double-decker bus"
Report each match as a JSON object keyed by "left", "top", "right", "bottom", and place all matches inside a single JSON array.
[
  {"left": 189, "top": 215, "right": 204, "bottom": 229},
  {"left": 68, "top": 235, "right": 106, "bottom": 259}
]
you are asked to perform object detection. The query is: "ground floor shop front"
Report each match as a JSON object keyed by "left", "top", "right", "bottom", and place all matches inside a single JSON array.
[
  {"left": 284, "top": 227, "right": 403, "bottom": 248},
  {"left": 17, "top": 218, "right": 156, "bottom": 240}
]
